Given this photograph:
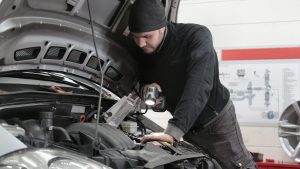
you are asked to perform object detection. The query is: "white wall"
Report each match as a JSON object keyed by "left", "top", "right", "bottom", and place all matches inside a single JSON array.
[
  {"left": 178, "top": 0, "right": 300, "bottom": 49},
  {"left": 175, "top": 0, "right": 300, "bottom": 163}
]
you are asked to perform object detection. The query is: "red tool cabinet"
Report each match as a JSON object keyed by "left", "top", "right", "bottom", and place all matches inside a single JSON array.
[{"left": 257, "top": 162, "right": 300, "bottom": 169}]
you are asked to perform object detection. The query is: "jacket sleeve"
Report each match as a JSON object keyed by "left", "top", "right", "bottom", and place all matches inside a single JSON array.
[{"left": 164, "top": 27, "right": 216, "bottom": 141}]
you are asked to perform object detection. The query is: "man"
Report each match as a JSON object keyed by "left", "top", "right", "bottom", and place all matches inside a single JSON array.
[{"left": 128, "top": 0, "right": 257, "bottom": 168}]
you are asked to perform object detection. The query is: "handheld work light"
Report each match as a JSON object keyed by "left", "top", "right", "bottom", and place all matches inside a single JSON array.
[{"left": 144, "top": 86, "right": 159, "bottom": 106}]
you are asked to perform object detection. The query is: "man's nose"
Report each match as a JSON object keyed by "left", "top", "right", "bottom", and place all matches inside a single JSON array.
[{"left": 136, "top": 38, "right": 146, "bottom": 48}]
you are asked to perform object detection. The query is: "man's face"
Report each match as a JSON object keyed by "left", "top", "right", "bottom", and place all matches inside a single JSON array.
[{"left": 131, "top": 27, "right": 165, "bottom": 54}]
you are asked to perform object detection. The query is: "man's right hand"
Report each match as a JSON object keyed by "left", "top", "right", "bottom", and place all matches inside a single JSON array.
[{"left": 141, "top": 132, "right": 174, "bottom": 145}]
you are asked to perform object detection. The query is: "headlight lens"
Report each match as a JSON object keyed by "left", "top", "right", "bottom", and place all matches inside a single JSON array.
[
  {"left": 0, "top": 148, "right": 111, "bottom": 169},
  {"left": 49, "top": 158, "right": 98, "bottom": 169}
]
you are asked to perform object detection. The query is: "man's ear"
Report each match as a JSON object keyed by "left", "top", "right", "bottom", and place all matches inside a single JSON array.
[
  {"left": 159, "top": 27, "right": 166, "bottom": 34},
  {"left": 128, "top": 31, "right": 133, "bottom": 39}
]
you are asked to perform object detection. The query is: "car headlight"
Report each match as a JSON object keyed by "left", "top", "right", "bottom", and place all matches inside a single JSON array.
[
  {"left": 0, "top": 148, "right": 111, "bottom": 169},
  {"left": 49, "top": 158, "right": 100, "bottom": 169}
]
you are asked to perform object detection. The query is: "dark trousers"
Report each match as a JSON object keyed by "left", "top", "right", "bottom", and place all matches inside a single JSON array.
[{"left": 183, "top": 100, "right": 257, "bottom": 169}]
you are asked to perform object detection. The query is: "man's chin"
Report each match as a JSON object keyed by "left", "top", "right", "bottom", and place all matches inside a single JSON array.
[{"left": 142, "top": 48, "right": 155, "bottom": 54}]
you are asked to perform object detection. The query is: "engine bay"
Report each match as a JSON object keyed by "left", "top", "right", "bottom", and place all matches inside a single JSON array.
[{"left": 0, "top": 93, "right": 220, "bottom": 169}]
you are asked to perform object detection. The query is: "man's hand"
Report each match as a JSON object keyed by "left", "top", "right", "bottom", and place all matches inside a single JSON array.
[{"left": 141, "top": 133, "right": 174, "bottom": 145}]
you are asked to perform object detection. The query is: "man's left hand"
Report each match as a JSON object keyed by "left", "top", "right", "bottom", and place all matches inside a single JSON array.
[{"left": 141, "top": 133, "right": 174, "bottom": 145}]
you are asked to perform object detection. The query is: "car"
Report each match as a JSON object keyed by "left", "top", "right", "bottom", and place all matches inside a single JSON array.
[{"left": 0, "top": 0, "right": 222, "bottom": 168}]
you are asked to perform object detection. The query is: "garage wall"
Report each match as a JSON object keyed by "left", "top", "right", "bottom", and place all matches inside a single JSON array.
[
  {"left": 178, "top": 0, "right": 300, "bottom": 48},
  {"left": 176, "top": 0, "right": 300, "bottom": 163}
]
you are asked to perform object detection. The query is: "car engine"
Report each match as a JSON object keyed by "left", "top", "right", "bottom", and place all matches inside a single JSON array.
[{"left": 0, "top": 96, "right": 221, "bottom": 169}]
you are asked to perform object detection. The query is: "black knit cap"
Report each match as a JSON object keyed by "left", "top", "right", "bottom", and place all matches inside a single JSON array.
[{"left": 129, "top": 0, "right": 166, "bottom": 33}]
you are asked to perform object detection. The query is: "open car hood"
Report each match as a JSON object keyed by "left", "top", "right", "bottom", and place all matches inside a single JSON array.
[{"left": 0, "top": 0, "right": 180, "bottom": 96}]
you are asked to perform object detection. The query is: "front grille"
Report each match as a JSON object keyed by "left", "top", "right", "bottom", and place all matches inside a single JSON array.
[{"left": 14, "top": 47, "right": 41, "bottom": 61}]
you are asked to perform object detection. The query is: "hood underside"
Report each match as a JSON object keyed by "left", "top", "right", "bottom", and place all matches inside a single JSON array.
[{"left": 0, "top": 0, "right": 138, "bottom": 96}]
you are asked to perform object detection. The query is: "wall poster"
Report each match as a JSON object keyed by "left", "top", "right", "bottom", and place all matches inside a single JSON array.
[{"left": 219, "top": 47, "right": 300, "bottom": 126}]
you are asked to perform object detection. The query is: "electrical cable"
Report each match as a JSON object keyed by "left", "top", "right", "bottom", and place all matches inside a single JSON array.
[
  {"left": 133, "top": 87, "right": 142, "bottom": 99},
  {"left": 86, "top": 0, "right": 106, "bottom": 148}
]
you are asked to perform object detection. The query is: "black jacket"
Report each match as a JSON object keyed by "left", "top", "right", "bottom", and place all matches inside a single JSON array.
[{"left": 134, "top": 22, "right": 230, "bottom": 140}]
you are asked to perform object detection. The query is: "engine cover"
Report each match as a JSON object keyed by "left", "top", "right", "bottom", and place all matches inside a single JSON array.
[{"left": 67, "top": 123, "right": 135, "bottom": 150}]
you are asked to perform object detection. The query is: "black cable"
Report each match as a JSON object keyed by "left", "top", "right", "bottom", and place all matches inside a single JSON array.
[
  {"left": 86, "top": 0, "right": 105, "bottom": 146},
  {"left": 136, "top": 106, "right": 147, "bottom": 115},
  {"left": 132, "top": 112, "right": 147, "bottom": 135},
  {"left": 133, "top": 86, "right": 142, "bottom": 99}
]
